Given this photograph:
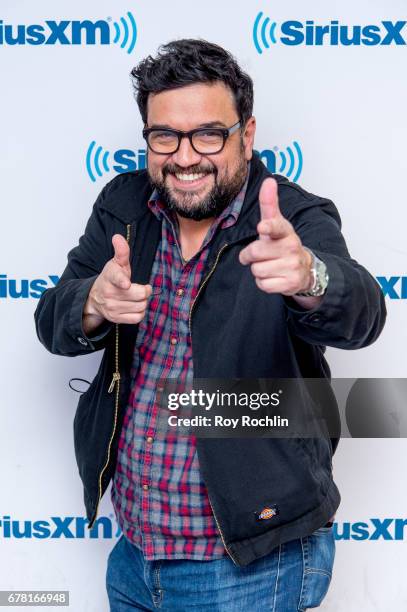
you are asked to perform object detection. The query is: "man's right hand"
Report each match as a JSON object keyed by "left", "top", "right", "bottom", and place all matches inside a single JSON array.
[{"left": 82, "top": 234, "right": 152, "bottom": 335}]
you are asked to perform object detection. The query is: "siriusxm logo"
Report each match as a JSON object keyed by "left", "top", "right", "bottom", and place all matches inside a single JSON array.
[
  {"left": 0, "top": 11, "right": 137, "bottom": 53},
  {"left": 2, "top": 274, "right": 401, "bottom": 299},
  {"left": 86, "top": 141, "right": 147, "bottom": 182},
  {"left": 2, "top": 515, "right": 406, "bottom": 541},
  {"left": 334, "top": 518, "right": 407, "bottom": 541},
  {"left": 376, "top": 276, "right": 407, "bottom": 299},
  {"left": 253, "top": 12, "right": 406, "bottom": 53},
  {"left": 85, "top": 141, "right": 303, "bottom": 183},
  {"left": 0, "top": 275, "right": 59, "bottom": 299},
  {"left": 0, "top": 515, "right": 121, "bottom": 539}
]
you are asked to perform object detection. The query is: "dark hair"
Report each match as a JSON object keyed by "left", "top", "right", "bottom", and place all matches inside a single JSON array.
[{"left": 130, "top": 38, "right": 254, "bottom": 126}]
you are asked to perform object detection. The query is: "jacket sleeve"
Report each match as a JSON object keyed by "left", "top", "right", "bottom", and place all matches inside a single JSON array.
[
  {"left": 34, "top": 185, "right": 115, "bottom": 357},
  {"left": 284, "top": 194, "right": 387, "bottom": 349}
]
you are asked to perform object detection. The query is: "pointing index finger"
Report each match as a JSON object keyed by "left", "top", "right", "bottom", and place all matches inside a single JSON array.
[
  {"left": 258, "top": 177, "right": 292, "bottom": 240},
  {"left": 259, "top": 177, "right": 279, "bottom": 220},
  {"left": 259, "top": 178, "right": 279, "bottom": 242}
]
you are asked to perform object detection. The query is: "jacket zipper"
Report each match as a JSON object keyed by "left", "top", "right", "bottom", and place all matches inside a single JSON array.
[
  {"left": 206, "top": 495, "right": 238, "bottom": 566},
  {"left": 88, "top": 223, "right": 131, "bottom": 530},
  {"left": 187, "top": 243, "right": 229, "bottom": 337},
  {"left": 188, "top": 242, "right": 239, "bottom": 566}
]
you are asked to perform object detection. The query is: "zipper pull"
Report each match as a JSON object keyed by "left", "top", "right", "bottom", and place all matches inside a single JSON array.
[{"left": 108, "top": 372, "right": 120, "bottom": 393}]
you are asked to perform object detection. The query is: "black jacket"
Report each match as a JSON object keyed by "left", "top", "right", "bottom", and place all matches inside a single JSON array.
[{"left": 34, "top": 153, "right": 386, "bottom": 567}]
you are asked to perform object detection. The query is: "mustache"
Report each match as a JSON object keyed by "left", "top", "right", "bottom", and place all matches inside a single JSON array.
[{"left": 162, "top": 164, "right": 217, "bottom": 178}]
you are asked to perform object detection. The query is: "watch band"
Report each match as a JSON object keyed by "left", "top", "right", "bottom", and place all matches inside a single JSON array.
[{"left": 295, "top": 247, "right": 329, "bottom": 297}]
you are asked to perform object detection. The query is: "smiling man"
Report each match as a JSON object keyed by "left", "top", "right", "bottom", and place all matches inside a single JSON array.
[
  {"left": 145, "top": 82, "right": 249, "bottom": 219},
  {"left": 34, "top": 39, "right": 386, "bottom": 611}
]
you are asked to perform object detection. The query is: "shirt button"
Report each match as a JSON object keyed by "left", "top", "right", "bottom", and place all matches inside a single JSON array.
[
  {"left": 142, "top": 484, "right": 149, "bottom": 491},
  {"left": 146, "top": 436, "right": 153, "bottom": 444},
  {"left": 77, "top": 336, "right": 88, "bottom": 346},
  {"left": 170, "top": 337, "right": 177, "bottom": 345},
  {"left": 157, "top": 386, "right": 164, "bottom": 393},
  {"left": 176, "top": 288, "right": 184, "bottom": 296}
]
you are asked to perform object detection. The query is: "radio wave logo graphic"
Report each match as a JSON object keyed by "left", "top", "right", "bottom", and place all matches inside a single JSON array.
[
  {"left": 109, "top": 11, "right": 137, "bottom": 54},
  {"left": 86, "top": 141, "right": 111, "bottom": 182},
  {"left": 274, "top": 142, "right": 303, "bottom": 182},
  {"left": 253, "top": 11, "right": 278, "bottom": 54}
]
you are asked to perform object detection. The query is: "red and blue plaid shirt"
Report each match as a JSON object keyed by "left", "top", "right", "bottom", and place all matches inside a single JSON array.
[{"left": 111, "top": 164, "right": 250, "bottom": 560}]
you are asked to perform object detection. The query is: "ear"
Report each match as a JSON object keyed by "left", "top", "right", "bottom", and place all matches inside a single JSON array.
[{"left": 242, "top": 116, "right": 256, "bottom": 161}]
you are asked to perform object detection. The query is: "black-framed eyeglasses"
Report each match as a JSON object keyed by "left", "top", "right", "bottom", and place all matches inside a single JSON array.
[{"left": 142, "top": 120, "right": 241, "bottom": 155}]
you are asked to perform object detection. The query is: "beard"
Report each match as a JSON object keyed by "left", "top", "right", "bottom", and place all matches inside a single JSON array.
[{"left": 147, "top": 149, "right": 248, "bottom": 221}]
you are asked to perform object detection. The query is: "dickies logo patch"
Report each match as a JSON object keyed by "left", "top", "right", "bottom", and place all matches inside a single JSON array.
[{"left": 256, "top": 505, "right": 279, "bottom": 521}]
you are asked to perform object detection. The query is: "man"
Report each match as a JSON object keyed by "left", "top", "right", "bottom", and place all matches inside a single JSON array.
[{"left": 34, "top": 39, "right": 386, "bottom": 610}]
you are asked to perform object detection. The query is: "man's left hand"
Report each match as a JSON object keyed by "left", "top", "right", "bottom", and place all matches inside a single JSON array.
[{"left": 239, "top": 177, "right": 314, "bottom": 296}]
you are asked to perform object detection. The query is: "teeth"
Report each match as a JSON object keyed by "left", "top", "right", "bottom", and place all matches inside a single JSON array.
[{"left": 175, "top": 173, "right": 206, "bottom": 182}]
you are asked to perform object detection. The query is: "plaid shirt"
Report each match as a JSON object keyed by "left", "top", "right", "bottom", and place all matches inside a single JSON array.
[{"left": 111, "top": 164, "right": 250, "bottom": 560}]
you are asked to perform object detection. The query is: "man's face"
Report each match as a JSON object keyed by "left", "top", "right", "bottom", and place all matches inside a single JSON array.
[{"left": 145, "top": 81, "right": 256, "bottom": 221}]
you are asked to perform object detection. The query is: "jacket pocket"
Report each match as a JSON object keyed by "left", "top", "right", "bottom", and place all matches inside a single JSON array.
[
  {"left": 73, "top": 376, "right": 97, "bottom": 436},
  {"left": 72, "top": 350, "right": 117, "bottom": 500},
  {"left": 73, "top": 374, "right": 98, "bottom": 481},
  {"left": 295, "top": 437, "right": 321, "bottom": 472},
  {"left": 288, "top": 437, "right": 332, "bottom": 503},
  {"left": 296, "top": 435, "right": 333, "bottom": 474}
]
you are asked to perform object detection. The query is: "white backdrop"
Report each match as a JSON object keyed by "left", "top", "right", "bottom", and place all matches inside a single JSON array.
[{"left": 1, "top": 0, "right": 406, "bottom": 610}]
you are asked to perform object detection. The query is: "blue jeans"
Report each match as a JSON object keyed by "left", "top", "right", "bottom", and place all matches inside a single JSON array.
[{"left": 106, "top": 527, "right": 335, "bottom": 611}]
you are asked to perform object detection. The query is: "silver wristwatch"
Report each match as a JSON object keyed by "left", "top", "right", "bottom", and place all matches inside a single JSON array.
[{"left": 295, "top": 247, "right": 329, "bottom": 297}]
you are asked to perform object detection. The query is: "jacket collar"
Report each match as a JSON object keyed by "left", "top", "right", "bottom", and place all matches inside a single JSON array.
[
  {"left": 98, "top": 169, "right": 155, "bottom": 224},
  {"left": 97, "top": 152, "right": 289, "bottom": 238}
]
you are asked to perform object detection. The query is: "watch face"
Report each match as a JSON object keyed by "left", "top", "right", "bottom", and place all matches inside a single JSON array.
[
  {"left": 295, "top": 250, "right": 328, "bottom": 297},
  {"left": 314, "top": 259, "right": 328, "bottom": 295}
]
